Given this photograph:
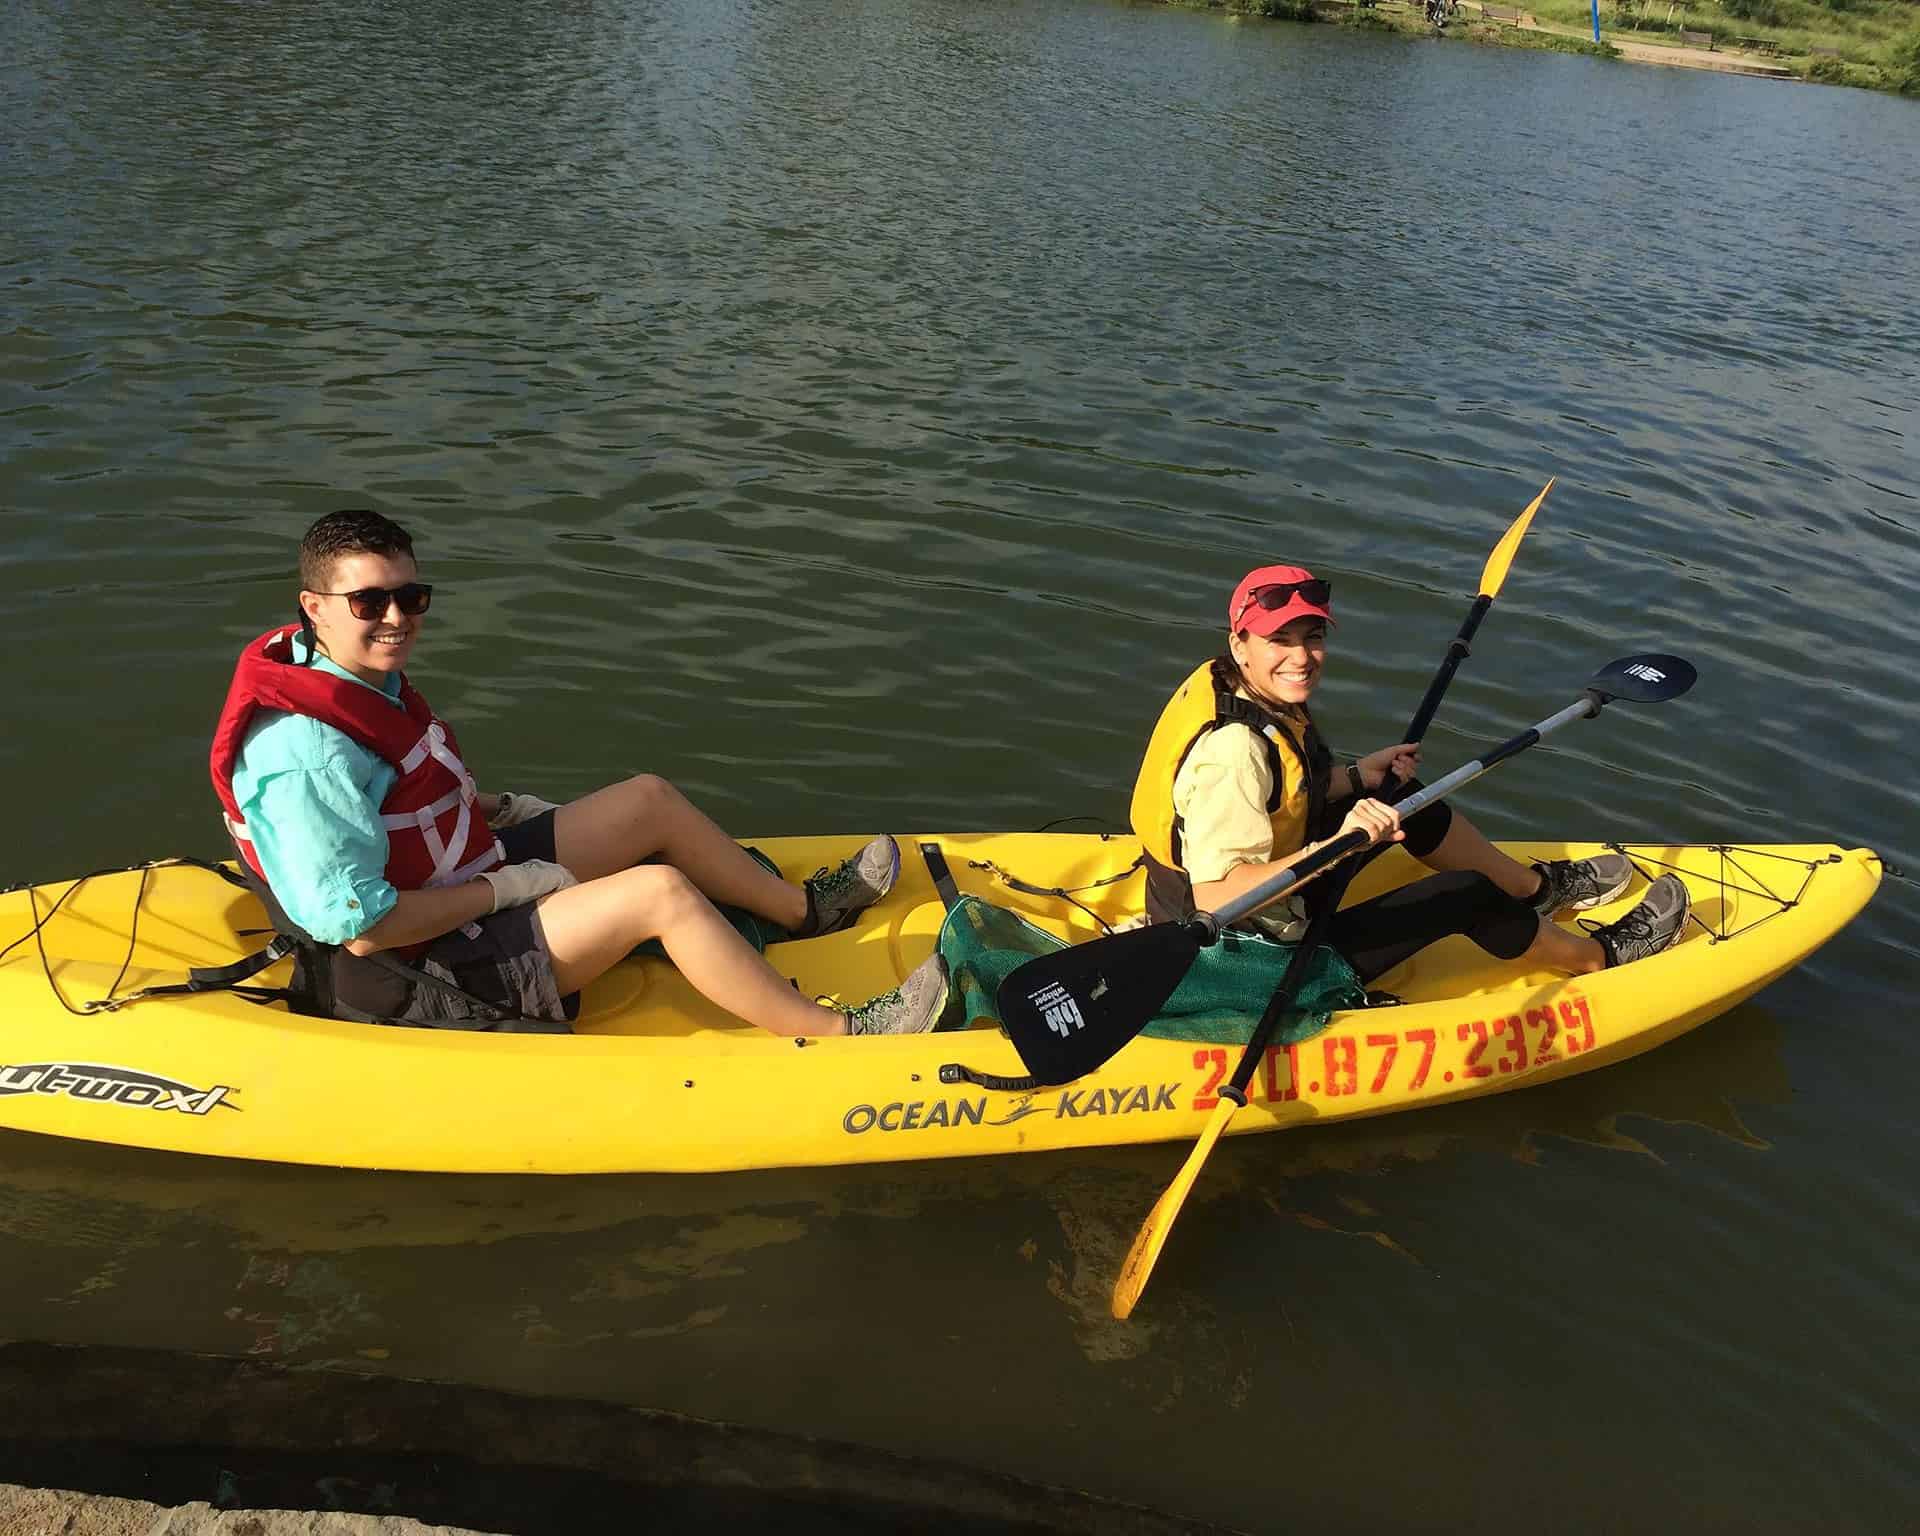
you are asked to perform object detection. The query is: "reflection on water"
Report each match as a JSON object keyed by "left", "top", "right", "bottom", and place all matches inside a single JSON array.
[
  {"left": 0, "top": 1004, "right": 1787, "bottom": 1264},
  {"left": 1, "top": 1000, "right": 1791, "bottom": 1394}
]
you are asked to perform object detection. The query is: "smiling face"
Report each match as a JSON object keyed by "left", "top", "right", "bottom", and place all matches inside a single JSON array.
[
  {"left": 1230, "top": 615, "right": 1328, "bottom": 711},
  {"left": 298, "top": 550, "right": 424, "bottom": 685}
]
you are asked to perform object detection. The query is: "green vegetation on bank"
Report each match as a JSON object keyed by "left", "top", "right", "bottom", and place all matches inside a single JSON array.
[
  {"left": 1178, "top": 0, "right": 1920, "bottom": 93},
  {"left": 1340, "top": 7, "right": 1621, "bottom": 55},
  {"left": 1531, "top": 0, "right": 1920, "bottom": 90},
  {"left": 1459, "top": 22, "right": 1618, "bottom": 54}
]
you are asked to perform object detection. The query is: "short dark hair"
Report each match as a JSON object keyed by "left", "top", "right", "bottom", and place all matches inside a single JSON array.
[{"left": 299, "top": 510, "right": 415, "bottom": 591}]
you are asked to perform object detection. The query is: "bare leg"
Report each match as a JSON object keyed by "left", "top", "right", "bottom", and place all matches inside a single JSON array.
[
  {"left": 535, "top": 866, "right": 846, "bottom": 1036},
  {"left": 1521, "top": 914, "right": 1607, "bottom": 974},
  {"left": 551, "top": 774, "right": 807, "bottom": 929},
  {"left": 1415, "top": 812, "right": 1544, "bottom": 902}
]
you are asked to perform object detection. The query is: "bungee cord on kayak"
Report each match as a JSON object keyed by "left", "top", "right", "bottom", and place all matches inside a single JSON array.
[{"left": 1611, "top": 843, "right": 1853, "bottom": 945}]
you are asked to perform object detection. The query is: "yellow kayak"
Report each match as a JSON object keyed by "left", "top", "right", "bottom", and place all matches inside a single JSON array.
[{"left": 0, "top": 835, "right": 1880, "bottom": 1174}]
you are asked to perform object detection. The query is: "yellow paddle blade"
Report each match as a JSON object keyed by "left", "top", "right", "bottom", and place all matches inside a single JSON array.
[
  {"left": 1478, "top": 477, "right": 1554, "bottom": 599},
  {"left": 1111, "top": 1095, "right": 1243, "bottom": 1320}
]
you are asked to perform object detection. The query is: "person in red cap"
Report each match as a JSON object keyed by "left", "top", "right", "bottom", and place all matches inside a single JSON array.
[
  {"left": 1127, "top": 564, "right": 1692, "bottom": 978},
  {"left": 210, "top": 510, "right": 950, "bottom": 1034}
]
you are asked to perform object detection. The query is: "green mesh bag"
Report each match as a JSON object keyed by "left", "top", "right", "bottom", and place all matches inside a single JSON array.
[{"left": 936, "top": 895, "right": 1367, "bottom": 1046}]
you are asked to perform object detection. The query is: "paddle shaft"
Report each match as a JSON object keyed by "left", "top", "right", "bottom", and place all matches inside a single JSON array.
[
  {"left": 1204, "top": 694, "right": 1599, "bottom": 938},
  {"left": 1399, "top": 592, "right": 1492, "bottom": 748}
]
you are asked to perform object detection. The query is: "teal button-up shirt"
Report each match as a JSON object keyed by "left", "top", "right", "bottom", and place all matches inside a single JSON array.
[{"left": 229, "top": 637, "right": 404, "bottom": 944}]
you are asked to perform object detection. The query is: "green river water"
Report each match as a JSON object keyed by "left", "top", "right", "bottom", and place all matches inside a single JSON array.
[{"left": 3, "top": 0, "right": 1916, "bottom": 1529}]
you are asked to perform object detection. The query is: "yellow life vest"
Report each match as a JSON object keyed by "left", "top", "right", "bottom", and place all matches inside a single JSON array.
[{"left": 1129, "top": 659, "right": 1324, "bottom": 873}]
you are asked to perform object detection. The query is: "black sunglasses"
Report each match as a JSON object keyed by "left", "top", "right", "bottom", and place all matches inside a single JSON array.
[
  {"left": 1233, "top": 578, "right": 1330, "bottom": 626},
  {"left": 312, "top": 582, "right": 434, "bottom": 621}
]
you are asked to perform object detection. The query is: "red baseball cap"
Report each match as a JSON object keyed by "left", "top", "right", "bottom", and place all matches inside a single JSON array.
[{"left": 1228, "top": 564, "right": 1335, "bottom": 636}]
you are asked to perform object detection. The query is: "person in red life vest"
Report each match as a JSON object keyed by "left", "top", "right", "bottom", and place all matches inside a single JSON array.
[{"left": 210, "top": 510, "right": 948, "bottom": 1034}]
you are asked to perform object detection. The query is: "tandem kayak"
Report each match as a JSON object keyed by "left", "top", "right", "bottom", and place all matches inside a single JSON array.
[{"left": 0, "top": 834, "right": 1880, "bottom": 1174}]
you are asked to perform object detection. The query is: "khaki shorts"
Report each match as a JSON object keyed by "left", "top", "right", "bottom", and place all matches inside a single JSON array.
[{"left": 403, "top": 811, "right": 578, "bottom": 1026}]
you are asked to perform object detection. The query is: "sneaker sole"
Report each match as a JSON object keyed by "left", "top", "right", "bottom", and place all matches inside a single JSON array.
[
  {"left": 912, "top": 979, "right": 952, "bottom": 1035},
  {"left": 1656, "top": 891, "right": 1694, "bottom": 954}
]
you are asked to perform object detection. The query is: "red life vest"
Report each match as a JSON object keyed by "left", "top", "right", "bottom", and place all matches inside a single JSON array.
[{"left": 209, "top": 628, "right": 503, "bottom": 903}]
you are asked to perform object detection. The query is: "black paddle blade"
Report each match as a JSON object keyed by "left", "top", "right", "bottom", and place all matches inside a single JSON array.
[
  {"left": 1586, "top": 653, "right": 1696, "bottom": 704},
  {"left": 997, "top": 922, "right": 1205, "bottom": 1086}
]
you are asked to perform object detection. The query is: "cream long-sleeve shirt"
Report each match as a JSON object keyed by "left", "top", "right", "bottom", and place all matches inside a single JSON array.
[{"left": 1171, "top": 719, "right": 1311, "bottom": 938}]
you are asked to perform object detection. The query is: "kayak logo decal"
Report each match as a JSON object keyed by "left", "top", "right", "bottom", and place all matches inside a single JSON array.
[
  {"left": 842, "top": 1081, "right": 1181, "bottom": 1135},
  {"left": 1028, "top": 980, "right": 1087, "bottom": 1038},
  {"left": 1622, "top": 663, "right": 1667, "bottom": 683},
  {"left": 0, "top": 1061, "right": 239, "bottom": 1116}
]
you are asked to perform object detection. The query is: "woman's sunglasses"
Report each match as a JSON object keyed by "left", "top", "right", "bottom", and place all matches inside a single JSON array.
[
  {"left": 312, "top": 582, "right": 435, "bottom": 621},
  {"left": 1233, "top": 578, "right": 1330, "bottom": 626}
]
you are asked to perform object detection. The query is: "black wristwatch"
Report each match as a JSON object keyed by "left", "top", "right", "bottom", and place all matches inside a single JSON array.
[{"left": 1346, "top": 761, "right": 1366, "bottom": 799}]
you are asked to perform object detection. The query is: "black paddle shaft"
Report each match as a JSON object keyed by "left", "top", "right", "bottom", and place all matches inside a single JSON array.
[{"left": 1398, "top": 592, "right": 1492, "bottom": 751}]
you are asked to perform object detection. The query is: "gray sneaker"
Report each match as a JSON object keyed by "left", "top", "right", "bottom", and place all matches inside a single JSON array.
[
  {"left": 1530, "top": 851, "right": 1634, "bottom": 915},
  {"left": 796, "top": 834, "right": 901, "bottom": 938},
  {"left": 844, "top": 953, "right": 951, "bottom": 1036},
  {"left": 1583, "top": 874, "right": 1691, "bottom": 967}
]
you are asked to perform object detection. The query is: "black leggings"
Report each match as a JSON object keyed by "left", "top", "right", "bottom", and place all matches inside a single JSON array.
[
  {"left": 1310, "top": 780, "right": 1538, "bottom": 983},
  {"left": 1329, "top": 869, "right": 1541, "bottom": 984}
]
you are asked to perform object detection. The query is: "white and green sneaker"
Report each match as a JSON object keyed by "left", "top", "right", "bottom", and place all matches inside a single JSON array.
[
  {"left": 795, "top": 834, "right": 901, "bottom": 939},
  {"left": 844, "top": 953, "right": 951, "bottom": 1036},
  {"left": 1530, "top": 851, "right": 1634, "bottom": 916}
]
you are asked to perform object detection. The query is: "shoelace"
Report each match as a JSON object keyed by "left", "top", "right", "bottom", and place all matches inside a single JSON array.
[
  {"left": 1542, "top": 859, "right": 1601, "bottom": 902},
  {"left": 839, "top": 987, "right": 903, "bottom": 1033},
  {"left": 1578, "top": 908, "right": 1651, "bottom": 967},
  {"left": 807, "top": 859, "right": 862, "bottom": 903}
]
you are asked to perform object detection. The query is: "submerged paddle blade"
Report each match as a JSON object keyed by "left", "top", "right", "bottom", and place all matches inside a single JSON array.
[
  {"left": 1585, "top": 653, "right": 1697, "bottom": 705},
  {"left": 997, "top": 921, "right": 1205, "bottom": 1086},
  {"left": 1112, "top": 1095, "right": 1242, "bottom": 1319},
  {"left": 1479, "top": 477, "right": 1554, "bottom": 599}
]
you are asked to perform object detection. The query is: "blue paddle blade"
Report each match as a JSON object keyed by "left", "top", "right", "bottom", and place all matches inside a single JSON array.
[{"left": 997, "top": 921, "right": 1206, "bottom": 1086}]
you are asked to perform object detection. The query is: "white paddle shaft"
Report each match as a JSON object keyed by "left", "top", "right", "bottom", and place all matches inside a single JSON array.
[{"left": 1207, "top": 695, "right": 1600, "bottom": 932}]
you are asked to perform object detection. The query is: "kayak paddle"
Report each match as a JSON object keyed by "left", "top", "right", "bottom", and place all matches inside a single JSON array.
[
  {"left": 1397, "top": 476, "right": 1552, "bottom": 754},
  {"left": 1105, "top": 651, "right": 1697, "bottom": 1318}
]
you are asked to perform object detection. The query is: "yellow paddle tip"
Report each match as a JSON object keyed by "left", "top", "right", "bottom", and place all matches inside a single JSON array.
[
  {"left": 1108, "top": 1097, "right": 1241, "bottom": 1320},
  {"left": 1479, "top": 477, "right": 1555, "bottom": 599}
]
